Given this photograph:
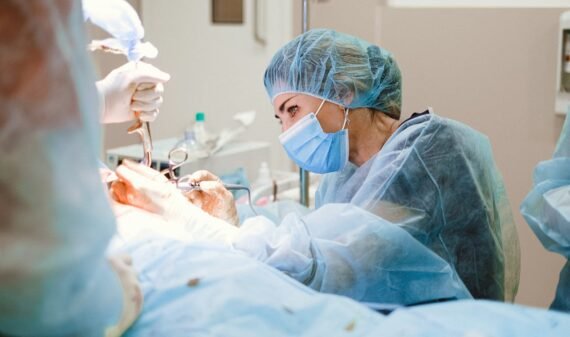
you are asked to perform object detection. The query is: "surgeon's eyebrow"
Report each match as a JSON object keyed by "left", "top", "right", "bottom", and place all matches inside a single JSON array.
[{"left": 278, "top": 95, "right": 299, "bottom": 113}]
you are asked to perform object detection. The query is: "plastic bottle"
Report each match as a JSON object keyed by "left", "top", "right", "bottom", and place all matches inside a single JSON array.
[
  {"left": 193, "top": 112, "right": 210, "bottom": 147},
  {"left": 172, "top": 128, "right": 207, "bottom": 162}
]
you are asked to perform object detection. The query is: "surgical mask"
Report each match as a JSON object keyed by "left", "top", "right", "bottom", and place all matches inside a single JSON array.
[{"left": 279, "top": 99, "right": 349, "bottom": 174}]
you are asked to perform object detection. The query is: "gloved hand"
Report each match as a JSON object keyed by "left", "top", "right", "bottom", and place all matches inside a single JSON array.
[
  {"left": 184, "top": 170, "right": 239, "bottom": 226},
  {"left": 96, "top": 62, "right": 170, "bottom": 124},
  {"left": 110, "top": 159, "right": 182, "bottom": 216},
  {"left": 105, "top": 254, "right": 143, "bottom": 337},
  {"left": 111, "top": 160, "right": 239, "bottom": 243}
]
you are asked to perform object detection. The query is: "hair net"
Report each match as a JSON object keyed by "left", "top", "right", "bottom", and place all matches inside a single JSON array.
[{"left": 264, "top": 29, "right": 402, "bottom": 119}]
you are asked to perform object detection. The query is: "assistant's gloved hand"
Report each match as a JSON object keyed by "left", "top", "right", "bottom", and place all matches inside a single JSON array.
[
  {"left": 96, "top": 62, "right": 170, "bottom": 124},
  {"left": 105, "top": 254, "right": 143, "bottom": 337},
  {"left": 110, "top": 159, "right": 182, "bottom": 216},
  {"left": 185, "top": 170, "right": 239, "bottom": 226},
  {"left": 111, "top": 160, "right": 238, "bottom": 243}
]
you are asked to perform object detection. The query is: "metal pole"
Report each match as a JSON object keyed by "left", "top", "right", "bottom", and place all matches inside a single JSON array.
[
  {"left": 299, "top": 0, "right": 310, "bottom": 207},
  {"left": 302, "top": 0, "right": 309, "bottom": 32}
]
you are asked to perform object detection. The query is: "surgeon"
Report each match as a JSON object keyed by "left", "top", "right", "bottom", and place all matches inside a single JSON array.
[
  {"left": 0, "top": 0, "right": 166, "bottom": 335},
  {"left": 521, "top": 112, "right": 570, "bottom": 313},
  {"left": 112, "top": 29, "right": 520, "bottom": 304}
]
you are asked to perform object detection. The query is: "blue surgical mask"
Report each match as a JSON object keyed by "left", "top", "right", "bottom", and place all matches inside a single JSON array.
[{"left": 279, "top": 99, "right": 349, "bottom": 174}]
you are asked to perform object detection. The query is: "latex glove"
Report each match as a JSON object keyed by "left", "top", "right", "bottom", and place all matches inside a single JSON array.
[
  {"left": 96, "top": 61, "right": 170, "bottom": 124},
  {"left": 111, "top": 159, "right": 183, "bottom": 215},
  {"left": 185, "top": 170, "right": 239, "bottom": 226},
  {"left": 111, "top": 160, "right": 239, "bottom": 243},
  {"left": 105, "top": 254, "right": 143, "bottom": 337}
]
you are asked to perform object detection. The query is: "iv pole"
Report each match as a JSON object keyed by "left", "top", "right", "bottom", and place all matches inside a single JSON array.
[{"left": 299, "top": 0, "right": 310, "bottom": 207}]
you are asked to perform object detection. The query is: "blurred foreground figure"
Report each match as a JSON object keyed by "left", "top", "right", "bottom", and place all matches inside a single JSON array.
[{"left": 0, "top": 1, "right": 141, "bottom": 335}]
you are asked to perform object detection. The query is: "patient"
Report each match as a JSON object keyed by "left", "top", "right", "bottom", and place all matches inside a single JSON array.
[{"left": 110, "top": 203, "right": 570, "bottom": 337}]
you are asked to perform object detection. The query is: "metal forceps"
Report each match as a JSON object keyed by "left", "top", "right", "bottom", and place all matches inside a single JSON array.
[
  {"left": 127, "top": 63, "right": 154, "bottom": 167},
  {"left": 162, "top": 147, "right": 258, "bottom": 216},
  {"left": 127, "top": 114, "right": 153, "bottom": 166}
]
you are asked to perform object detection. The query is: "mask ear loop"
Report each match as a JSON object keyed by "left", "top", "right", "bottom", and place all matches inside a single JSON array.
[
  {"left": 314, "top": 99, "right": 350, "bottom": 131},
  {"left": 341, "top": 107, "right": 350, "bottom": 130},
  {"left": 314, "top": 99, "right": 327, "bottom": 117}
]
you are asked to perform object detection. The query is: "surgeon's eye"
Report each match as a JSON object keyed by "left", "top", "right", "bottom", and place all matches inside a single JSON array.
[
  {"left": 274, "top": 114, "right": 282, "bottom": 125},
  {"left": 287, "top": 105, "right": 299, "bottom": 117}
]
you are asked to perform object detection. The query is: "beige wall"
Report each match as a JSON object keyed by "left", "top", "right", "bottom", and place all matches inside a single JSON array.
[{"left": 308, "top": 1, "right": 566, "bottom": 307}]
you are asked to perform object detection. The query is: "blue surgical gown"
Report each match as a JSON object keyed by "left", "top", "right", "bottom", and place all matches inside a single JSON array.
[
  {"left": 316, "top": 112, "right": 520, "bottom": 301},
  {"left": 521, "top": 112, "right": 570, "bottom": 312},
  {"left": 233, "top": 112, "right": 518, "bottom": 304}
]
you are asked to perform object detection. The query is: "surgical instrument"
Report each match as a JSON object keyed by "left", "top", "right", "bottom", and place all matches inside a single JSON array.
[{"left": 162, "top": 146, "right": 258, "bottom": 216}]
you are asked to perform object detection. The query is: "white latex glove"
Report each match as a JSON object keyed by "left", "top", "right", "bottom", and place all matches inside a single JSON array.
[
  {"left": 96, "top": 61, "right": 170, "bottom": 124},
  {"left": 105, "top": 254, "right": 143, "bottom": 337},
  {"left": 185, "top": 170, "right": 239, "bottom": 226},
  {"left": 110, "top": 160, "right": 238, "bottom": 244}
]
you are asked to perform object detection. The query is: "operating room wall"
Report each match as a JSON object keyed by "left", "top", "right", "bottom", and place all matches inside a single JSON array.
[
  {"left": 307, "top": 2, "right": 566, "bottom": 308},
  {"left": 135, "top": 0, "right": 294, "bottom": 175}
]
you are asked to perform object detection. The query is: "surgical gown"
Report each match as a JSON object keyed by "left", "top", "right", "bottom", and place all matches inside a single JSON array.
[
  {"left": 229, "top": 112, "right": 518, "bottom": 304},
  {"left": 0, "top": 1, "right": 123, "bottom": 335},
  {"left": 316, "top": 112, "right": 520, "bottom": 301},
  {"left": 521, "top": 112, "right": 570, "bottom": 312}
]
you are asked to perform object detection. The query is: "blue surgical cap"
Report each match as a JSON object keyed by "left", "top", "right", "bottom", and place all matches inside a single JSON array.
[{"left": 264, "top": 29, "right": 402, "bottom": 119}]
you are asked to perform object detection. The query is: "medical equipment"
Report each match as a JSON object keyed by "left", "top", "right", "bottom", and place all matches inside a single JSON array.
[
  {"left": 107, "top": 138, "right": 270, "bottom": 180},
  {"left": 127, "top": 108, "right": 154, "bottom": 166},
  {"left": 164, "top": 147, "right": 258, "bottom": 216},
  {"left": 123, "top": 47, "right": 155, "bottom": 169},
  {"left": 300, "top": 0, "right": 310, "bottom": 207}
]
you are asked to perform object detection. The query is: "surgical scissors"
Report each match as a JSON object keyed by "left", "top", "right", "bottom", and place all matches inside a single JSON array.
[{"left": 162, "top": 147, "right": 258, "bottom": 216}]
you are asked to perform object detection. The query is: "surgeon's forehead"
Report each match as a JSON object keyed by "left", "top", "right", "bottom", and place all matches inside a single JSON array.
[{"left": 273, "top": 93, "right": 299, "bottom": 107}]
